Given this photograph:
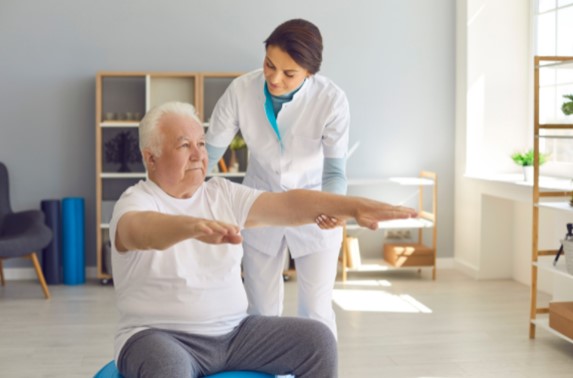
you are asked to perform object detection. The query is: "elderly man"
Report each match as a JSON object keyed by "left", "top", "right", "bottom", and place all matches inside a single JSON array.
[{"left": 110, "top": 101, "right": 417, "bottom": 378}]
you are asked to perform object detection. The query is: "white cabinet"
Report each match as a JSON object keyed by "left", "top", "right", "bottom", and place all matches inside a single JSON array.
[
  {"left": 340, "top": 171, "right": 437, "bottom": 282},
  {"left": 95, "top": 71, "right": 242, "bottom": 283},
  {"left": 532, "top": 259, "right": 573, "bottom": 343}
]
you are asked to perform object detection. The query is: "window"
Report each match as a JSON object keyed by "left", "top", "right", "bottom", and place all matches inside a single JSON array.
[{"left": 535, "top": 0, "right": 573, "bottom": 170}]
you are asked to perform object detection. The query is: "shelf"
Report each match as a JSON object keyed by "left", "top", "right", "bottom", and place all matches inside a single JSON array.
[
  {"left": 207, "top": 172, "right": 246, "bottom": 178},
  {"left": 346, "top": 218, "right": 433, "bottom": 231},
  {"left": 537, "top": 135, "right": 573, "bottom": 139},
  {"left": 537, "top": 58, "right": 573, "bottom": 68},
  {"left": 148, "top": 75, "right": 198, "bottom": 111},
  {"left": 100, "top": 121, "right": 139, "bottom": 128},
  {"left": 531, "top": 318, "right": 573, "bottom": 343},
  {"left": 348, "top": 177, "right": 434, "bottom": 186},
  {"left": 464, "top": 173, "right": 573, "bottom": 191},
  {"left": 534, "top": 260, "right": 573, "bottom": 280},
  {"left": 537, "top": 177, "right": 573, "bottom": 191},
  {"left": 389, "top": 177, "right": 435, "bottom": 186},
  {"left": 343, "top": 258, "right": 433, "bottom": 273},
  {"left": 101, "top": 172, "right": 146, "bottom": 179},
  {"left": 539, "top": 124, "right": 573, "bottom": 129},
  {"left": 536, "top": 201, "right": 573, "bottom": 213}
]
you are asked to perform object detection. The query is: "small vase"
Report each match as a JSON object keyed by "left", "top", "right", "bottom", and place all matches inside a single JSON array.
[
  {"left": 523, "top": 165, "right": 534, "bottom": 182},
  {"left": 228, "top": 150, "right": 239, "bottom": 173},
  {"left": 118, "top": 160, "right": 131, "bottom": 172}
]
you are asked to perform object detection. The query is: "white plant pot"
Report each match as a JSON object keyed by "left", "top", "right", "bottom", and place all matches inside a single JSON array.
[{"left": 523, "top": 165, "right": 534, "bottom": 182}]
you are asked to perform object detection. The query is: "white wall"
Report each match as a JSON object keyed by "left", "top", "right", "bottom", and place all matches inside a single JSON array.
[
  {"left": 0, "top": 0, "right": 455, "bottom": 267},
  {"left": 455, "top": 0, "right": 534, "bottom": 281}
]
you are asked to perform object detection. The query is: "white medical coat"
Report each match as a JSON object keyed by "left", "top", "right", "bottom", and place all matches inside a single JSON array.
[{"left": 206, "top": 69, "right": 350, "bottom": 258}]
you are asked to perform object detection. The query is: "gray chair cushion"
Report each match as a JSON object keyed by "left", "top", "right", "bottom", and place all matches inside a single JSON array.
[{"left": 0, "top": 162, "right": 53, "bottom": 258}]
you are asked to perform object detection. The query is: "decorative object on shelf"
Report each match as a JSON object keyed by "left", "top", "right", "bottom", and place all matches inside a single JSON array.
[
  {"left": 229, "top": 134, "right": 247, "bottom": 173},
  {"left": 104, "top": 112, "right": 116, "bottom": 121},
  {"left": 549, "top": 302, "right": 573, "bottom": 339},
  {"left": 560, "top": 237, "right": 573, "bottom": 275},
  {"left": 562, "top": 94, "right": 573, "bottom": 116},
  {"left": 554, "top": 223, "right": 573, "bottom": 267},
  {"left": 511, "top": 149, "right": 548, "bottom": 182},
  {"left": 105, "top": 130, "right": 142, "bottom": 172},
  {"left": 103, "top": 240, "right": 113, "bottom": 276}
]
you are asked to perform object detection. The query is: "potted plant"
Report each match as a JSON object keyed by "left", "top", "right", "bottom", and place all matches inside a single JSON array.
[
  {"left": 511, "top": 149, "right": 548, "bottom": 182},
  {"left": 228, "top": 134, "right": 247, "bottom": 173},
  {"left": 562, "top": 94, "right": 573, "bottom": 116}
]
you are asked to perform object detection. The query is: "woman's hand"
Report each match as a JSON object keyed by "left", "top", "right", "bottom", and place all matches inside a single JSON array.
[
  {"left": 355, "top": 203, "right": 418, "bottom": 230},
  {"left": 315, "top": 214, "right": 345, "bottom": 229}
]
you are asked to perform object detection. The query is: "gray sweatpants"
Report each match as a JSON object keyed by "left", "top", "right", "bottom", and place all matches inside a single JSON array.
[{"left": 117, "top": 315, "right": 337, "bottom": 378}]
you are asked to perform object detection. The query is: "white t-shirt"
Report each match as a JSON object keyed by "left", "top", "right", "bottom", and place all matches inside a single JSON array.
[{"left": 109, "top": 177, "right": 262, "bottom": 360}]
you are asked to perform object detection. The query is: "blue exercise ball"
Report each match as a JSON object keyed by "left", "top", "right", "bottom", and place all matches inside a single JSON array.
[{"left": 94, "top": 361, "right": 275, "bottom": 378}]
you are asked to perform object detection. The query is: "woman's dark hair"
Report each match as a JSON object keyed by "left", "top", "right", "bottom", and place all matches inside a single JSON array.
[{"left": 264, "top": 19, "right": 323, "bottom": 74}]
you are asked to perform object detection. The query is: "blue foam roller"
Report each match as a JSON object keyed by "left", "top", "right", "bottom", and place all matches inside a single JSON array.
[
  {"left": 41, "top": 199, "right": 61, "bottom": 284},
  {"left": 62, "top": 197, "right": 85, "bottom": 285}
]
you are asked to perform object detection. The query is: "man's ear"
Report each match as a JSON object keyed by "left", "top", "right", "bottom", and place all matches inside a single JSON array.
[{"left": 143, "top": 149, "right": 155, "bottom": 169}]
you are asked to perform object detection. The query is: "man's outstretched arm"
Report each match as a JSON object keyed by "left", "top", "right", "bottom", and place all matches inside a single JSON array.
[{"left": 115, "top": 211, "right": 243, "bottom": 252}]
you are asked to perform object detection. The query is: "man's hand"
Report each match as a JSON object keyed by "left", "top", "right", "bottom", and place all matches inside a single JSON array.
[{"left": 190, "top": 219, "right": 243, "bottom": 245}]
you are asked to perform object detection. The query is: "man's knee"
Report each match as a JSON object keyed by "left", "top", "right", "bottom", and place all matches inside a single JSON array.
[
  {"left": 306, "top": 319, "right": 337, "bottom": 352},
  {"left": 119, "top": 330, "right": 197, "bottom": 378},
  {"left": 294, "top": 319, "right": 338, "bottom": 377}
]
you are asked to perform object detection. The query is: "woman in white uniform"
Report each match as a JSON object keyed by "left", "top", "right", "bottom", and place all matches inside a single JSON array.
[{"left": 205, "top": 18, "right": 349, "bottom": 337}]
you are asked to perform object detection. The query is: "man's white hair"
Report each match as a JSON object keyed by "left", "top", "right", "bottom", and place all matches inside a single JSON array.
[{"left": 139, "top": 101, "right": 202, "bottom": 165}]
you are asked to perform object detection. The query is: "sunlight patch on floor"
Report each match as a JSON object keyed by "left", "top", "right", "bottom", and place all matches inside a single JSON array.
[
  {"left": 333, "top": 289, "right": 432, "bottom": 313},
  {"left": 338, "top": 279, "right": 392, "bottom": 287}
]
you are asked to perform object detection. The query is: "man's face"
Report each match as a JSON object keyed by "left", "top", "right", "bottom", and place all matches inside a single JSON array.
[{"left": 146, "top": 113, "right": 207, "bottom": 198}]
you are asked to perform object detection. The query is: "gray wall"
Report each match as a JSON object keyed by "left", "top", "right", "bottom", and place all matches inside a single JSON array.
[{"left": 0, "top": 0, "right": 455, "bottom": 267}]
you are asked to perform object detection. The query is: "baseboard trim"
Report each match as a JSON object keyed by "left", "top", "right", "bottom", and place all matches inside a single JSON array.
[
  {"left": 436, "top": 257, "right": 454, "bottom": 269},
  {"left": 3, "top": 267, "right": 98, "bottom": 280},
  {"left": 454, "top": 258, "right": 479, "bottom": 279},
  {"left": 3, "top": 258, "right": 455, "bottom": 281}
]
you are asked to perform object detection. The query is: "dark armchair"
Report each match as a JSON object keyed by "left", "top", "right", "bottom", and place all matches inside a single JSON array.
[{"left": 0, "top": 162, "right": 52, "bottom": 299}]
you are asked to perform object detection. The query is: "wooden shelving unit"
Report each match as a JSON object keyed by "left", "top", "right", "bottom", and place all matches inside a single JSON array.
[
  {"left": 530, "top": 55, "right": 573, "bottom": 340},
  {"left": 95, "top": 71, "right": 242, "bottom": 284},
  {"left": 339, "top": 171, "right": 437, "bottom": 282}
]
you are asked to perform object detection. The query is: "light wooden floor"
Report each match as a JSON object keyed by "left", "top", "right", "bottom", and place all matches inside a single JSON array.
[{"left": 1, "top": 269, "right": 573, "bottom": 378}]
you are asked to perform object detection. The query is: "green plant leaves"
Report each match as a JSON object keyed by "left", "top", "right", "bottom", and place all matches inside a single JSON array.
[
  {"left": 511, "top": 149, "right": 548, "bottom": 166},
  {"left": 563, "top": 94, "right": 573, "bottom": 116}
]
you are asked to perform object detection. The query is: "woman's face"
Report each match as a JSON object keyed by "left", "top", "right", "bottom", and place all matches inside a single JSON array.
[{"left": 263, "top": 45, "right": 310, "bottom": 96}]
